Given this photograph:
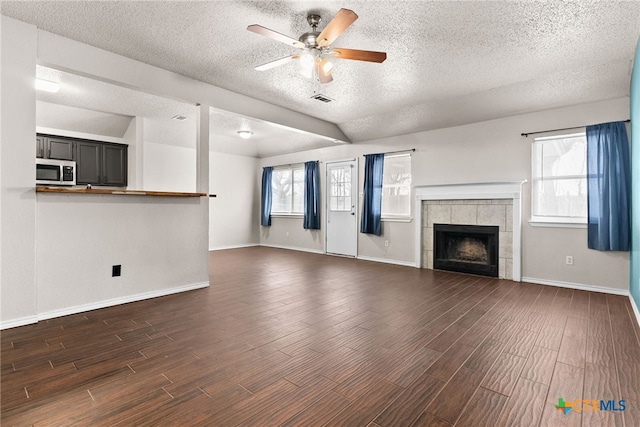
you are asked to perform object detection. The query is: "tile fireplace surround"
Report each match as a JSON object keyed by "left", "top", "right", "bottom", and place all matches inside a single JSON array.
[{"left": 414, "top": 182, "right": 525, "bottom": 281}]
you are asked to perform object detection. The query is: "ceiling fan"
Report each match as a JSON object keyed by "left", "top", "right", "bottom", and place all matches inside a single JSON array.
[{"left": 247, "top": 8, "right": 387, "bottom": 84}]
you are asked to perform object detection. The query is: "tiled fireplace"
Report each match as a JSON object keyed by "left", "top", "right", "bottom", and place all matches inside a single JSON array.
[
  {"left": 433, "top": 223, "right": 500, "bottom": 277},
  {"left": 414, "top": 182, "right": 525, "bottom": 281}
]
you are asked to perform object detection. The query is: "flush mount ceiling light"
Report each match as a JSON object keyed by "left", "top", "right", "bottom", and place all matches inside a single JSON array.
[
  {"left": 35, "top": 78, "right": 60, "bottom": 93},
  {"left": 237, "top": 130, "right": 253, "bottom": 139},
  {"left": 248, "top": 8, "right": 386, "bottom": 84},
  {"left": 171, "top": 115, "right": 188, "bottom": 121}
]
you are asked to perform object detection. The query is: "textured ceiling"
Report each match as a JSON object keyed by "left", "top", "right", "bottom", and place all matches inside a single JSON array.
[{"left": 5, "top": 1, "right": 640, "bottom": 152}]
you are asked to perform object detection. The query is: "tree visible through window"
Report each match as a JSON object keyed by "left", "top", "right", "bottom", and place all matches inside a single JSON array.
[
  {"left": 271, "top": 166, "right": 304, "bottom": 214},
  {"left": 532, "top": 133, "right": 587, "bottom": 223},
  {"left": 382, "top": 153, "right": 412, "bottom": 218}
]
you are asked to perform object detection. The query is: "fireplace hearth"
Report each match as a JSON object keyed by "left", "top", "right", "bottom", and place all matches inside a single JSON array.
[{"left": 433, "top": 224, "right": 499, "bottom": 277}]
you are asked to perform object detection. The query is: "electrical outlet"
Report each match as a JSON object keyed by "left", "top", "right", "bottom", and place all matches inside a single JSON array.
[
  {"left": 384, "top": 240, "right": 389, "bottom": 247},
  {"left": 112, "top": 265, "right": 121, "bottom": 277},
  {"left": 286, "top": 232, "right": 290, "bottom": 237},
  {"left": 565, "top": 256, "right": 573, "bottom": 265}
]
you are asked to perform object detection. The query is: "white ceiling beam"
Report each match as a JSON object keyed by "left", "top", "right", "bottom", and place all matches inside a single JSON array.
[{"left": 36, "top": 30, "right": 350, "bottom": 143}]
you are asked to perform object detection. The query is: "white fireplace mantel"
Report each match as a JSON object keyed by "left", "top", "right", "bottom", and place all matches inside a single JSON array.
[{"left": 414, "top": 181, "right": 526, "bottom": 281}]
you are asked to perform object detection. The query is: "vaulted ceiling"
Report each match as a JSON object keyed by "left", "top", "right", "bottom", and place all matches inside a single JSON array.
[{"left": 3, "top": 1, "right": 640, "bottom": 157}]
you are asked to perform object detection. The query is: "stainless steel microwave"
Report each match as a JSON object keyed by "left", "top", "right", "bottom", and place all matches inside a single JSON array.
[{"left": 36, "top": 158, "right": 76, "bottom": 186}]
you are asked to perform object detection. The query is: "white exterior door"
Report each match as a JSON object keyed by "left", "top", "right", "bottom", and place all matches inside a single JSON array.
[{"left": 326, "top": 159, "right": 358, "bottom": 257}]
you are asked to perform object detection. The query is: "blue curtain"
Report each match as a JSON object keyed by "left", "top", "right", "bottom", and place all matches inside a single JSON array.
[
  {"left": 361, "top": 153, "right": 384, "bottom": 235},
  {"left": 586, "top": 121, "right": 631, "bottom": 251},
  {"left": 260, "top": 167, "right": 273, "bottom": 227},
  {"left": 303, "top": 161, "right": 321, "bottom": 229}
]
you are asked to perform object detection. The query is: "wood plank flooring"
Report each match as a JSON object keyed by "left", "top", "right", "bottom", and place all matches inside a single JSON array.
[{"left": 2, "top": 246, "right": 639, "bottom": 426}]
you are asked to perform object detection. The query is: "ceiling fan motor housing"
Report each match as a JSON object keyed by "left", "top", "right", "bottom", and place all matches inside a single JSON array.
[
  {"left": 300, "top": 14, "right": 322, "bottom": 48},
  {"left": 299, "top": 31, "right": 321, "bottom": 48}
]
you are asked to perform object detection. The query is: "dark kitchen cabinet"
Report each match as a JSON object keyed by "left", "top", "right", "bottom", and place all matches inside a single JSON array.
[
  {"left": 76, "top": 141, "right": 128, "bottom": 186},
  {"left": 36, "top": 136, "right": 74, "bottom": 160},
  {"left": 75, "top": 141, "right": 102, "bottom": 185},
  {"left": 37, "top": 134, "right": 128, "bottom": 186},
  {"left": 102, "top": 144, "right": 127, "bottom": 186}
]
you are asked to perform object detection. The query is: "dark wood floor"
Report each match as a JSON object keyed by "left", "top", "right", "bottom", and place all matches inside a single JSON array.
[{"left": 2, "top": 247, "right": 639, "bottom": 426}]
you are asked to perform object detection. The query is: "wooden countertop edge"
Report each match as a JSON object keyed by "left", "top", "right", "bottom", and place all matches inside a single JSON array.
[{"left": 36, "top": 187, "right": 208, "bottom": 198}]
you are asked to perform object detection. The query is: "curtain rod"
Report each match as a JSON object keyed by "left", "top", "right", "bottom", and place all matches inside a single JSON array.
[
  {"left": 521, "top": 119, "right": 630, "bottom": 138},
  {"left": 267, "top": 160, "right": 317, "bottom": 169},
  {"left": 363, "top": 148, "right": 415, "bottom": 156}
]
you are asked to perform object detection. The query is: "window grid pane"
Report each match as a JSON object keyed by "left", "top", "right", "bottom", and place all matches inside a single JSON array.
[
  {"left": 330, "top": 167, "right": 351, "bottom": 212},
  {"left": 270, "top": 166, "right": 305, "bottom": 214},
  {"left": 292, "top": 168, "right": 304, "bottom": 213},
  {"left": 382, "top": 154, "right": 411, "bottom": 217},
  {"left": 532, "top": 134, "right": 587, "bottom": 221},
  {"left": 271, "top": 169, "right": 292, "bottom": 213}
]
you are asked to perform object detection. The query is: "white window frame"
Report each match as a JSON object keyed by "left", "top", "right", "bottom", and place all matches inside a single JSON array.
[
  {"left": 530, "top": 132, "right": 587, "bottom": 228},
  {"left": 381, "top": 153, "right": 412, "bottom": 222},
  {"left": 271, "top": 164, "right": 304, "bottom": 216}
]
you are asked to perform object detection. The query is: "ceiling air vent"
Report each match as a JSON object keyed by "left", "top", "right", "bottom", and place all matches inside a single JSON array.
[{"left": 310, "top": 94, "right": 334, "bottom": 103}]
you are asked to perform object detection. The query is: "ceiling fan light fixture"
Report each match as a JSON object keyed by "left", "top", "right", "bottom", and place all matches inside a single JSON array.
[
  {"left": 321, "top": 59, "right": 334, "bottom": 73},
  {"left": 237, "top": 130, "right": 253, "bottom": 139},
  {"left": 300, "top": 51, "right": 316, "bottom": 71}
]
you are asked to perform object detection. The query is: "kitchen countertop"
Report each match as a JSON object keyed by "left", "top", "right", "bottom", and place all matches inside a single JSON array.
[{"left": 36, "top": 186, "right": 211, "bottom": 197}]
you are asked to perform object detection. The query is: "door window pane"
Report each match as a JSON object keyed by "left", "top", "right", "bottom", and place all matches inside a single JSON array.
[{"left": 330, "top": 167, "right": 351, "bottom": 212}]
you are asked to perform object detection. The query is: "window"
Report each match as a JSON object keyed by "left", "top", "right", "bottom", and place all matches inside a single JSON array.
[
  {"left": 329, "top": 166, "right": 352, "bottom": 212},
  {"left": 382, "top": 153, "right": 412, "bottom": 218},
  {"left": 271, "top": 165, "right": 304, "bottom": 214},
  {"left": 531, "top": 133, "right": 587, "bottom": 224}
]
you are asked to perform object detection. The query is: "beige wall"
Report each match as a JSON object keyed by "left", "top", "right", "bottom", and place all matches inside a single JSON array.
[
  {"left": 259, "top": 97, "right": 630, "bottom": 291},
  {"left": 209, "top": 151, "right": 260, "bottom": 250},
  {"left": 36, "top": 194, "right": 209, "bottom": 318},
  {"left": 1, "top": 17, "right": 39, "bottom": 326}
]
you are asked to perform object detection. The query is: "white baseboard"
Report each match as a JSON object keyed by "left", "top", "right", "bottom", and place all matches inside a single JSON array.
[
  {"left": 356, "top": 255, "right": 417, "bottom": 268},
  {"left": 209, "top": 243, "right": 259, "bottom": 251},
  {"left": 521, "top": 277, "right": 629, "bottom": 296},
  {"left": 0, "top": 315, "right": 40, "bottom": 330},
  {"left": 630, "top": 294, "right": 640, "bottom": 329},
  {"left": 0, "top": 281, "right": 209, "bottom": 330},
  {"left": 260, "top": 243, "right": 324, "bottom": 255}
]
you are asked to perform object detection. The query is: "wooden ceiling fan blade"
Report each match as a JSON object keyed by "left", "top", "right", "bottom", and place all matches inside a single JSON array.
[
  {"left": 247, "top": 24, "right": 304, "bottom": 48},
  {"left": 255, "top": 54, "right": 299, "bottom": 71},
  {"left": 330, "top": 48, "right": 387, "bottom": 63},
  {"left": 317, "top": 8, "right": 358, "bottom": 47}
]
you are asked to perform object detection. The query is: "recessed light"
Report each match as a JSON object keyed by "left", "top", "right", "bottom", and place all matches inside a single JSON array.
[
  {"left": 35, "top": 79, "right": 59, "bottom": 93},
  {"left": 237, "top": 130, "right": 253, "bottom": 139}
]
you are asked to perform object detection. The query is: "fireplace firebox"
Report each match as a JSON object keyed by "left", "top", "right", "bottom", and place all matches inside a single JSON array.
[{"left": 433, "top": 224, "right": 499, "bottom": 277}]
